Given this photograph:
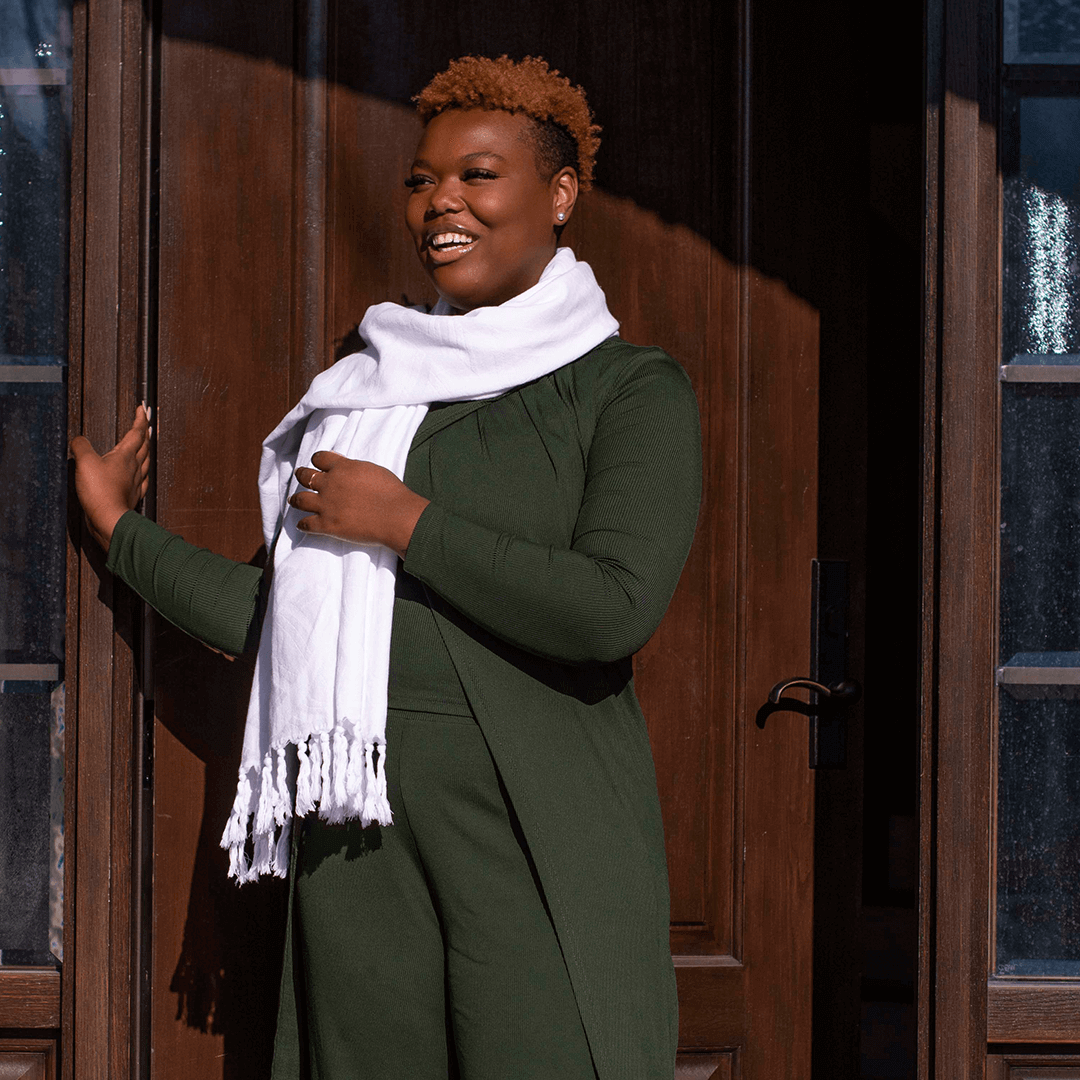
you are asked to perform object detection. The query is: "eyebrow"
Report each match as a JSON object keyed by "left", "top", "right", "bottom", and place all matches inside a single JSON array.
[{"left": 410, "top": 151, "right": 508, "bottom": 169}]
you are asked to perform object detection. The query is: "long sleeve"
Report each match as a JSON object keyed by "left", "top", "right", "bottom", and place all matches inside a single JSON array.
[
  {"left": 402, "top": 353, "right": 702, "bottom": 665},
  {"left": 106, "top": 511, "right": 265, "bottom": 656}
]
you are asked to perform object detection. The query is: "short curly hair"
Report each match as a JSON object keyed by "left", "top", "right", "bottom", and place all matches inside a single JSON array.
[{"left": 414, "top": 55, "right": 601, "bottom": 189}]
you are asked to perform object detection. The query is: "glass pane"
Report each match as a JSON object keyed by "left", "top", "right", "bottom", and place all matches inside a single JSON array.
[
  {"left": 1002, "top": 93, "right": 1080, "bottom": 359},
  {"left": 0, "top": 685, "right": 64, "bottom": 965},
  {"left": 997, "top": 695, "right": 1080, "bottom": 976},
  {"left": 0, "top": 381, "right": 67, "bottom": 664},
  {"left": 0, "top": 0, "right": 72, "bottom": 967},
  {"left": 1000, "top": 384, "right": 1080, "bottom": 658},
  {"left": 1005, "top": 0, "right": 1080, "bottom": 64}
]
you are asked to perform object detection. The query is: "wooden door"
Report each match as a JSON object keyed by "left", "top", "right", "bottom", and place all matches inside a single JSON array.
[{"left": 91, "top": 0, "right": 827, "bottom": 1076}]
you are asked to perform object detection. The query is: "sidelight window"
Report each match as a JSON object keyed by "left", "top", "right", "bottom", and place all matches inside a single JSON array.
[
  {"left": 0, "top": 0, "right": 72, "bottom": 967},
  {"left": 996, "top": 0, "right": 1080, "bottom": 977}
]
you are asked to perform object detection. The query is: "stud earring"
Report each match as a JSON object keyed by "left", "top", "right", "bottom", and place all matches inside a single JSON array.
[{"left": 557, "top": 212, "right": 566, "bottom": 221}]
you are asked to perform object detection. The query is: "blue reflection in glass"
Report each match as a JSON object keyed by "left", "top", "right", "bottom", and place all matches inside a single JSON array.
[{"left": 1006, "top": 0, "right": 1080, "bottom": 63}]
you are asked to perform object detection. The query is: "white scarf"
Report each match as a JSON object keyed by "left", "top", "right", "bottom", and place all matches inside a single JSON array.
[{"left": 221, "top": 248, "right": 619, "bottom": 882}]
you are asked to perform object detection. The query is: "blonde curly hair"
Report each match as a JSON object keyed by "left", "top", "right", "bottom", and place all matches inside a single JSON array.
[{"left": 414, "top": 55, "right": 601, "bottom": 189}]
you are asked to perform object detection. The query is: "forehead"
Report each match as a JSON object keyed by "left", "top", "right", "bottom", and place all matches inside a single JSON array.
[{"left": 413, "top": 108, "right": 536, "bottom": 165}]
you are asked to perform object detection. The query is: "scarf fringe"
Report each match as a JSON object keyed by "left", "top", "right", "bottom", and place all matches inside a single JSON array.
[{"left": 220, "top": 725, "right": 392, "bottom": 883}]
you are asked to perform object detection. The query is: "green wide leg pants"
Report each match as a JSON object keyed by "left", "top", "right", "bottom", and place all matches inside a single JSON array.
[{"left": 273, "top": 708, "right": 599, "bottom": 1080}]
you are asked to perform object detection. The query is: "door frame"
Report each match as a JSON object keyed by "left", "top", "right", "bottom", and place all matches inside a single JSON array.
[
  {"left": 920, "top": 0, "right": 1000, "bottom": 1072},
  {"left": 919, "top": 0, "right": 1080, "bottom": 1072},
  {"left": 61, "top": 0, "right": 154, "bottom": 1077}
]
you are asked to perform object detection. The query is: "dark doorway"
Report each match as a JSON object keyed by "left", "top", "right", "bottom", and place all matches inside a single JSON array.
[{"left": 813, "top": 2, "right": 924, "bottom": 1078}]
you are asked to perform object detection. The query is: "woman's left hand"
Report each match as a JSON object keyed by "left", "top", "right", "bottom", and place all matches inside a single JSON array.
[{"left": 290, "top": 451, "right": 430, "bottom": 560}]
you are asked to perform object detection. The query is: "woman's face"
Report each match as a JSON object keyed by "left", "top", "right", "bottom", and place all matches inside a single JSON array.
[{"left": 405, "top": 108, "right": 576, "bottom": 312}]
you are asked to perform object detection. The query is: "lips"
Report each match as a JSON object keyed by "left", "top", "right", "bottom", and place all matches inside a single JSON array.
[
  {"left": 428, "top": 231, "right": 476, "bottom": 250},
  {"left": 423, "top": 226, "right": 479, "bottom": 264}
]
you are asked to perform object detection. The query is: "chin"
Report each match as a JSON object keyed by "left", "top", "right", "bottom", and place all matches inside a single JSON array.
[{"left": 430, "top": 268, "right": 493, "bottom": 313}]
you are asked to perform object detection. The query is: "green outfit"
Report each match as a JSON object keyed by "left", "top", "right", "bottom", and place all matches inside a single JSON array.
[{"left": 107, "top": 336, "right": 702, "bottom": 1080}]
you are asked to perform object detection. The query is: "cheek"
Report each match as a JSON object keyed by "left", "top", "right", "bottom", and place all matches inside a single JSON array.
[{"left": 404, "top": 198, "right": 426, "bottom": 241}]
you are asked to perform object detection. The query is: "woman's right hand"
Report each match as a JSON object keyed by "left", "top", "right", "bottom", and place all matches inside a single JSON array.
[{"left": 70, "top": 405, "right": 151, "bottom": 553}]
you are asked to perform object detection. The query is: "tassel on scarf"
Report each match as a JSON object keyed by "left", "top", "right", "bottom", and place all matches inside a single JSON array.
[
  {"left": 295, "top": 739, "right": 314, "bottom": 817},
  {"left": 222, "top": 724, "right": 395, "bottom": 880},
  {"left": 362, "top": 739, "right": 392, "bottom": 826}
]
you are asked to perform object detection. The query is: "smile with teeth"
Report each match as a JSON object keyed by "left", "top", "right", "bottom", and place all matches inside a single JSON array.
[{"left": 429, "top": 232, "right": 477, "bottom": 252}]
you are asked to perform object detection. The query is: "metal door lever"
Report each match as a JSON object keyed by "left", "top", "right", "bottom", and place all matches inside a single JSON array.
[
  {"left": 767, "top": 677, "right": 861, "bottom": 706},
  {"left": 754, "top": 673, "right": 861, "bottom": 768},
  {"left": 756, "top": 560, "right": 860, "bottom": 768}
]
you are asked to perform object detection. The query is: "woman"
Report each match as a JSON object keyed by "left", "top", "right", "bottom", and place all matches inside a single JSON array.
[{"left": 71, "top": 56, "right": 701, "bottom": 1080}]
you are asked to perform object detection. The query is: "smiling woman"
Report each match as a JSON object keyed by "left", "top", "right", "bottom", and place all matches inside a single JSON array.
[
  {"left": 405, "top": 108, "right": 577, "bottom": 311},
  {"left": 69, "top": 54, "right": 701, "bottom": 1080}
]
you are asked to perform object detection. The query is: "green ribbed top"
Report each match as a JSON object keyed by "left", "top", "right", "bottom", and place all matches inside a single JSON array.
[
  {"left": 106, "top": 335, "right": 701, "bottom": 719},
  {"left": 107, "top": 512, "right": 264, "bottom": 655}
]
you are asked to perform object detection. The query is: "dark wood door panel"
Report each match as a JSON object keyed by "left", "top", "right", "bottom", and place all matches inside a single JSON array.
[
  {"left": 150, "top": 4, "right": 304, "bottom": 1076},
  {"left": 676, "top": 1052, "right": 735, "bottom": 1080},
  {"left": 675, "top": 963, "right": 746, "bottom": 1048},
  {"left": 0, "top": 971, "right": 59, "bottom": 1028},
  {"left": 156, "top": 27, "right": 298, "bottom": 553},
  {"left": 988, "top": 982, "right": 1080, "bottom": 1043},
  {"left": 0, "top": 1040, "right": 56, "bottom": 1080},
  {"left": 989, "top": 1054, "right": 1080, "bottom": 1080}
]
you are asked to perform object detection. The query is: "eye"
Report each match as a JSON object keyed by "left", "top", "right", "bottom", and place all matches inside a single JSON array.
[
  {"left": 463, "top": 168, "right": 498, "bottom": 182},
  {"left": 404, "top": 174, "right": 432, "bottom": 189}
]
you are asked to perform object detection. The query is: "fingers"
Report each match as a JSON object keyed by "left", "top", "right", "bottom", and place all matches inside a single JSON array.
[
  {"left": 69, "top": 434, "right": 98, "bottom": 462},
  {"left": 289, "top": 490, "right": 319, "bottom": 514},
  {"left": 310, "top": 450, "right": 344, "bottom": 471},
  {"left": 119, "top": 408, "right": 149, "bottom": 453},
  {"left": 295, "top": 466, "right": 320, "bottom": 490}
]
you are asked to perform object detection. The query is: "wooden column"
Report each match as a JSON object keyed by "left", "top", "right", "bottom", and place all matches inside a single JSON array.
[
  {"left": 65, "top": 0, "right": 155, "bottom": 1078},
  {"left": 921, "top": 0, "right": 1000, "bottom": 1075}
]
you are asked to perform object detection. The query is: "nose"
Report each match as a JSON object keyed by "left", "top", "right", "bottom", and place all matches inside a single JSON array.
[{"left": 425, "top": 177, "right": 465, "bottom": 218}]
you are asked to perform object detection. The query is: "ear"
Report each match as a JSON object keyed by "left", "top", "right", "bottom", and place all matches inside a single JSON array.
[{"left": 551, "top": 167, "right": 579, "bottom": 226}]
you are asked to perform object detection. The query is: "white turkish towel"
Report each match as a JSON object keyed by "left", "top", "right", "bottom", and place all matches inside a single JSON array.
[{"left": 221, "top": 248, "right": 619, "bottom": 882}]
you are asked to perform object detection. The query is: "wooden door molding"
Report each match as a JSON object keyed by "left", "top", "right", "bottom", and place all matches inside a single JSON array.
[
  {"left": 0, "top": 1039, "right": 58, "bottom": 1080},
  {"left": 988, "top": 1053, "right": 1080, "bottom": 1080},
  {"left": 675, "top": 1052, "right": 735, "bottom": 1080},
  {"left": 921, "top": 0, "right": 1000, "bottom": 1075},
  {"left": 65, "top": 0, "right": 156, "bottom": 1078},
  {"left": 0, "top": 971, "right": 61, "bottom": 1029},
  {"left": 988, "top": 983, "right": 1080, "bottom": 1043}
]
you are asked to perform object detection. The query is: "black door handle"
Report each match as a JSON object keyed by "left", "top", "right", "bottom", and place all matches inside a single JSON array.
[
  {"left": 754, "top": 676, "right": 862, "bottom": 768},
  {"left": 754, "top": 560, "right": 861, "bottom": 768},
  {"left": 766, "top": 677, "right": 862, "bottom": 707}
]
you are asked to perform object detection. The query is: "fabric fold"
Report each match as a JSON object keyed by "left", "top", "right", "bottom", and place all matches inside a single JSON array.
[{"left": 222, "top": 248, "right": 619, "bottom": 882}]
